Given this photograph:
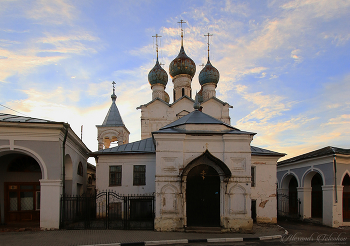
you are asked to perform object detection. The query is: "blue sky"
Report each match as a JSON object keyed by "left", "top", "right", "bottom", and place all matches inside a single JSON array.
[{"left": 1, "top": 0, "right": 349, "bottom": 163}]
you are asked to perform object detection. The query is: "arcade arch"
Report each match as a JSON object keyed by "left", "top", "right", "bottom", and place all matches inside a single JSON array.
[{"left": 0, "top": 151, "right": 43, "bottom": 224}]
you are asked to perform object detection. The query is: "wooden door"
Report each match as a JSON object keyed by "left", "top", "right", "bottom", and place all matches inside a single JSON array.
[
  {"left": 5, "top": 182, "right": 40, "bottom": 223},
  {"left": 186, "top": 165, "right": 220, "bottom": 227}
]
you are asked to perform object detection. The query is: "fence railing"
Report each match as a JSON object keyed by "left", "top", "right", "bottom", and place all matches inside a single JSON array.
[{"left": 60, "top": 191, "right": 155, "bottom": 230}]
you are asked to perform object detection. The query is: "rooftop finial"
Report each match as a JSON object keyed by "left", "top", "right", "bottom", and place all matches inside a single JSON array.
[
  {"left": 178, "top": 19, "right": 186, "bottom": 47},
  {"left": 194, "top": 91, "right": 200, "bottom": 110},
  {"left": 111, "top": 81, "right": 117, "bottom": 101},
  {"left": 152, "top": 34, "right": 162, "bottom": 61},
  {"left": 204, "top": 33, "right": 213, "bottom": 61}
]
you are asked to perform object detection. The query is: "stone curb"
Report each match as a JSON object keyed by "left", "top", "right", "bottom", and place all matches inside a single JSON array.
[{"left": 79, "top": 228, "right": 289, "bottom": 246}]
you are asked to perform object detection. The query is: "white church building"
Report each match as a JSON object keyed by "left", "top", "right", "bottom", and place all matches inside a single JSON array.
[{"left": 92, "top": 30, "right": 285, "bottom": 232}]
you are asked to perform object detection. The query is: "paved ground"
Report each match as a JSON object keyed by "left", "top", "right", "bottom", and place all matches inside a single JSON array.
[
  {"left": 0, "top": 223, "right": 284, "bottom": 246},
  {"left": 1, "top": 220, "right": 350, "bottom": 246}
]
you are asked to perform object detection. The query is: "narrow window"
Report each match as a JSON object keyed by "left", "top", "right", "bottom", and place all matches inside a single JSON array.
[
  {"left": 182, "top": 88, "right": 185, "bottom": 97},
  {"left": 133, "top": 165, "right": 146, "bottom": 186},
  {"left": 173, "top": 89, "right": 175, "bottom": 101},
  {"left": 190, "top": 89, "right": 192, "bottom": 98},
  {"left": 109, "top": 166, "right": 122, "bottom": 186},
  {"left": 77, "top": 162, "right": 83, "bottom": 176},
  {"left": 251, "top": 166, "right": 255, "bottom": 187}
]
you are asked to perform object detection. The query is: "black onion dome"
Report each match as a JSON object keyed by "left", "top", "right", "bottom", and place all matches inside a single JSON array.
[
  {"left": 148, "top": 60, "right": 168, "bottom": 86},
  {"left": 199, "top": 60, "right": 219, "bottom": 86},
  {"left": 169, "top": 46, "right": 196, "bottom": 79}
]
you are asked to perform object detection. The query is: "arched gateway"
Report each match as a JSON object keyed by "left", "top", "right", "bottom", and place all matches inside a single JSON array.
[
  {"left": 186, "top": 164, "right": 220, "bottom": 226},
  {"left": 182, "top": 150, "right": 231, "bottom": 227}
]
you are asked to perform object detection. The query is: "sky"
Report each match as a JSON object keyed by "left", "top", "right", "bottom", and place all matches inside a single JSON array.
[{"left": 0, "top": 0, "right": 349, "bottom": 164}]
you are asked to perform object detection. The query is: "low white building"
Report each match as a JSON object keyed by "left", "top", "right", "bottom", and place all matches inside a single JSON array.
[
  {"left": 0, "top": 113, "right": 90, "bottom": 229},
  {"left": 277, "top": 146, "right": 350, "bottom": 227},
  {"left": 92, "top": 32, "right": 285, "bottom": 231}
]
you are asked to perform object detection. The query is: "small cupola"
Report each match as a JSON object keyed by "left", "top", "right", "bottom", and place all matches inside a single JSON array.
[{"left": 198, "top": 33, "right": 219, "bottom": 101}]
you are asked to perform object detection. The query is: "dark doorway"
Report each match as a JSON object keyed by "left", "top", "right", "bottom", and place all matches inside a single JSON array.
[
  {"left": 251, "top": 200, "right": 256, "bottom": 222},
  {"left": 289, "top": 177, "right": 298, "bottom": 215},
  {"left": 186, "top": 164, "right": 220, "bottom": 227},
  {"left": 311, "top": 173, "right": 323, "bottom": 218},
  {"left": 342, "top": 174, "right": 350, "bottom": 221}
]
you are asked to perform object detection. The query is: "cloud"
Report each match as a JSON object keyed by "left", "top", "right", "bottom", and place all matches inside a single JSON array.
[
  {"left": 323, "top": 115, "right": 350, "bottom": 126},
  {"left": 290, "top": 49, "right": 303, "bottom": 63},
  {"left": 0, "top": 32, "right": 100, "bottom": 82},
  {"left": 26, "top": 0, "right": 76, "bottom": 25},
  {"left": 0, "top": 48, "right": 64, "bottom": 82}
]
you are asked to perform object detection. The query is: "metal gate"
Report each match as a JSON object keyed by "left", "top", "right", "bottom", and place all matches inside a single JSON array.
[
  {"left": 277, "top": 193, "right": 301, "bottom": 219},
  {"left": 60, "top": 191, "right": 154, "bottom": 230}
]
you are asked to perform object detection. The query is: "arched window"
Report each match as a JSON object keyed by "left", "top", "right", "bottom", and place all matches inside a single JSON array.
[
  {"left": 182, "top": 88, "right": 185, "bottom": 97},
  {"left": 77, "top": 162, "right": 84, "bottom": 176}
]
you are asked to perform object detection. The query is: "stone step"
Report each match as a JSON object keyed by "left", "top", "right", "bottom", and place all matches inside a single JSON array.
[{"left": 185, "top": 226, "right": 223, "bottom": 233}]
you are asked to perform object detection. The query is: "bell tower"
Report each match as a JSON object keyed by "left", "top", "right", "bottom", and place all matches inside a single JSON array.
[{"left": 96, "top": 81, "right": 130, "bottom": 150}]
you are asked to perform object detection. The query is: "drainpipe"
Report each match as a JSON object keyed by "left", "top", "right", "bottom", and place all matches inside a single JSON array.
[
  {"left": 61, "top": 123, "right": 69, "bottom": 226},
  {"left": 331, "top": 147, "right": 337, "bottom": 203}
]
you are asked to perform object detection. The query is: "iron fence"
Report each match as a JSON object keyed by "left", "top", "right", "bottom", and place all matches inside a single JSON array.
[{"left": 60, "top": 191, "right": 155, "bottom": 230}]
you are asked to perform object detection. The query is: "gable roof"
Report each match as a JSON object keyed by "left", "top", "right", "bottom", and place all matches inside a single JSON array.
[
  {"left": 0, "top": 113, "right": 57, "bottom": 123},
  {"left": 159, "top": 109, "right": 236, "bottom": 130},
  {"left": 250, "top": 146, "right": 285, "bottom": 157},
  {"left": 278, "top": 146, "right": 350, "bottom": 166},
  {"left": 0, "top": 113, "right": 91, "bottom": 153},
  {"left": 136, "top": 97, "right": 170, "bottom": 109},
  {"left": 171, "top": 95, "right": 194, "bottom": 106},
  {"left": 201, "top": 96, "right": 232, "bottom": 107},
  {"left": 152, "top": 110, "right": 255, "bottom": 135},
  {"left": 91, "top": 137, "right": 155, "bottom": 155}
]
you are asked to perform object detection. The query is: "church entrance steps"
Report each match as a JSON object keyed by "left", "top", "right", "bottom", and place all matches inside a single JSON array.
[{"left": 185, "top": 226, "right": 222, "bottom": 233}]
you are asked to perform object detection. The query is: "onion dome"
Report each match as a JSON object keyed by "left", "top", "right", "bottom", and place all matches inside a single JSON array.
[
  {"left": 148, "top": 59, "right": 168, "bottom": 86},
  {"left": 199, "top": 59, "right": 220, "bottom": 86},
  {"left": 169, "top": 46, "right": 196, "bottom": 79}
]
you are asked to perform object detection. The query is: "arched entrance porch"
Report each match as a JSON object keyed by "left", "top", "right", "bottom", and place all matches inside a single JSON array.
[
  {"left": 181, "top": 150, "right": 231, "bottom": 228},
  {"left": 186, "top": 164, "right": 220, "bottom": 226}
]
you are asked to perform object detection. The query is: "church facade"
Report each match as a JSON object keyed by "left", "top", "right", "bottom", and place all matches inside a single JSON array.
[{"left": 93, "top": 30, "right": 285, "bottom": 232}]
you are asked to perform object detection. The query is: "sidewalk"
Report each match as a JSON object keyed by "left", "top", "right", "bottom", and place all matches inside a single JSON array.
[{"left": 0, "top": 224, "right": 286, "bottom": 246}]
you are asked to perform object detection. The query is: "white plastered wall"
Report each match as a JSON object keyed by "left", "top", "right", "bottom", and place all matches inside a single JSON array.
[
  {"left": 96, "top": 154, "right": 156, "bottom": 194},
  {"left": 251, "top": 155, "right": 280, "bottom": 224}
]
